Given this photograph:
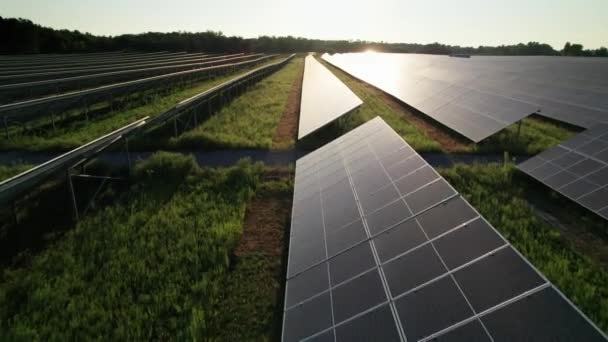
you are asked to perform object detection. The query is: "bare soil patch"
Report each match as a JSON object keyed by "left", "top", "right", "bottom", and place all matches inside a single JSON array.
[
  {"left": 234, "top": 172, "right": 293, "bottom": 257},
  {"left": 272, "top": 61, "right": 304, "bottom": 149}
]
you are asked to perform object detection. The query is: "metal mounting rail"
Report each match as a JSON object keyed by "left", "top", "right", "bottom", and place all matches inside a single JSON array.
[{"left": 0, "top": 116, "right": 148, "bottom": 205}]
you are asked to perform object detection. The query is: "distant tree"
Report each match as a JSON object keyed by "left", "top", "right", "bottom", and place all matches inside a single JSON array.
[
  {"left": 563, "top": 42, "right": 585, "bottom": 56},
  {"left": 563, "top": 42, "right": 572, "bottom": 55},
  {"left": 0, "top": 16, "right": 604, "bottom": 57},
  {"left": 596, "top": 47, "right": 608, "bottom": 57}
]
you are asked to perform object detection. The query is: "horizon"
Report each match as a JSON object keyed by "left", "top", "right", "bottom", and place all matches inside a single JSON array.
[{"left": 1, "top": 0, "right": 607, "bottom": 49}]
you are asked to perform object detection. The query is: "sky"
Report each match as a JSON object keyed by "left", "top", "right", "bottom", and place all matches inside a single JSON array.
[{"left": 2, "top": 0, "right": 607, "bottom": 49}]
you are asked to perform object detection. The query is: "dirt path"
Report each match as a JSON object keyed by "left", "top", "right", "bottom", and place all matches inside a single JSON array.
[
  {"left": 272, "top": 60, "right": 304, "bottom": 150},
  {"left": 234, "top": 169, "right": 293, "bottom": 257}
]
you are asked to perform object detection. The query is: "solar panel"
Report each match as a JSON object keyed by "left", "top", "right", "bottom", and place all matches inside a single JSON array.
[
  {"left": 298, "top": 55, "right": 362, "bottom": 139},
  {"left": 322, "top": 53, "right": 608, "bottom": 141},
  {"left": 283, "top": 117, "right": 606, "bottom": 341},
  {"left": 517, "top": 123, "right": 608, "bottom": 220}
]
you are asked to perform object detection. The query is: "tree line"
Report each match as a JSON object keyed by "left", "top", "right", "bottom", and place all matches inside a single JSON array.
[{"left": 1, "top": 17, "right": 606, "bottom": 57}]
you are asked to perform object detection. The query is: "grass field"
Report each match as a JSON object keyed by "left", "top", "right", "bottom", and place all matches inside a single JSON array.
[
  {"left": 439, "top": 163, "right": 608, "bottom": 332},
  {"left": 169, "top": 57, "right": 303, "bottom": 150},
  {"left": 0, "top": 59, "right": 280, "bottom": 153},
  {"left": 0, "top": 153, "right": 268, "bottom": 340}
]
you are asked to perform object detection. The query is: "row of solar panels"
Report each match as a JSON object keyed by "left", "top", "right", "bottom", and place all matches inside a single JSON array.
[
  {"left": 517, "top": 123, "right": 608, "bottom": 220},
  {"left": 0, "top": 54, "right": 262, "bottom": 103},
  {"left": 321, "top": 53, "right": 608, "bottom": 141},
  {"left": 301, "top": 53, "right": 608, "bottom": 223},
  {"left": 282, "top": 117, "right": 606, "bottom": 341},
  {"left": 0, "top": 54, "right": 277, "bottom": 124},
  {"left": 0, "top": 54, "right": 294, "bottom": 205},
  {"left": 0, "top": 52, "right": 219, "bottom": 83},
  {"left": 0, "top": 51, "right": 188, "bottom": 69}
]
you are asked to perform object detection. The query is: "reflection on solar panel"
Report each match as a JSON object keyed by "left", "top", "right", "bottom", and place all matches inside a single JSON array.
[
  {"left": 322, "top": 53, "right": 608, "bottom": 140},
  {"left": 298, "top": 55, "right": 362, "bottom": 139},
  {"left": 283, "top": 117, "right": 606, "bottom": 341},
  {"left": 517, "top": 123, "right": 608, "bottom": 220}
]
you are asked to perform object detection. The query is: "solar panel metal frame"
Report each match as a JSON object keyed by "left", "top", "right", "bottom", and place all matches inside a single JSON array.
[
  {"left": 0, "top": 54, "right": 296, "bottom": 206},
  {"left": 0, "top": 54, "right": 260, "bottom": 103},
  {"left": 517, "top": 123, "right": 608, "bottom": 221},
  {"left": 0, "top": 116, "right": 148, "bottom": 205},
  {"left": 0, "top": 55, "right": 277, "bottom": 123},
  {"left": 298, "top": 55, "right": 362, "bottom": 139},
  {"left": 282, "top": 116, "right": 607, "bottom": 341}
]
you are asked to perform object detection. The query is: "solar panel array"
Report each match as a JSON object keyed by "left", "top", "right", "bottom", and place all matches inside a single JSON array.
[
  {"left": 283, "top": 117, "right": 606, "bottom": 341},
  {"left": 298, "top": 56, "right": 362, "bottom": 139},
  {"left": 517, "top": 123, "right": 608, "bottom": 220},
  {"left": 322, "top": 53, "right": 608, "bottom": 141}
]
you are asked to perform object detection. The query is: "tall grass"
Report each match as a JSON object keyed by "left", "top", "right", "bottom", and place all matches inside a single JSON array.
[
  {"left": 0, "top": 152, "right": 264, "bottom": 340},
  {"left": 440, "top": 163, "right": 608, "bottom": 332},
  {"left": 171, "top": 57, "right": 304, "bottom": 150}
]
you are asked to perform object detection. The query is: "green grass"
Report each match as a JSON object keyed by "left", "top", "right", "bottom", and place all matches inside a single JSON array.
[
  {"left": 0, "top": 164, "right": 32, "bottom": 182},
  {"left": 439, "top": 163, "right": 608, "bottom": 332},
  {"left": 315, "top": 57, "right": 441, "bottom": 152},
  {"left": 477, "top": 116, "right": 579, "bottom": 155},
  {"left": 0, "top": 152, "right": 265, "bottom": 340},
  {"left": 0, "top": 59, "right": 279, "bottom": 153},
  {"left": 169, "top": 57, "right": 304, "bottom": 150},
  {"left": 209, "top": 177, "right": 293, "bottom": 341}
]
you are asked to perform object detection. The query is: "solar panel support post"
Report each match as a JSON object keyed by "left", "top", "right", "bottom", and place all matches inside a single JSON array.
[
  {"left": 66, "top": 169, "right": 79, "bottom": 222},
  {"left": 515, "top": 120, "right": 523, "bottom": 143},
  {"left": 50, "top": 112, "right": 56, "bottom": 132},
  {"left": 173, "top": 117, "right": 178, "bottom": 137},
  {"left": 12, "top": 201, "right": 19, "bottom": 225},
  {"left": 3, "top": 116, "right": 8, "bottom": 139},
  {"left": 84, "top": 98, "right": 89, "bottom": 122},
  {"left": 125, "top": 138, "right": 132, "bottom": 175}
]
